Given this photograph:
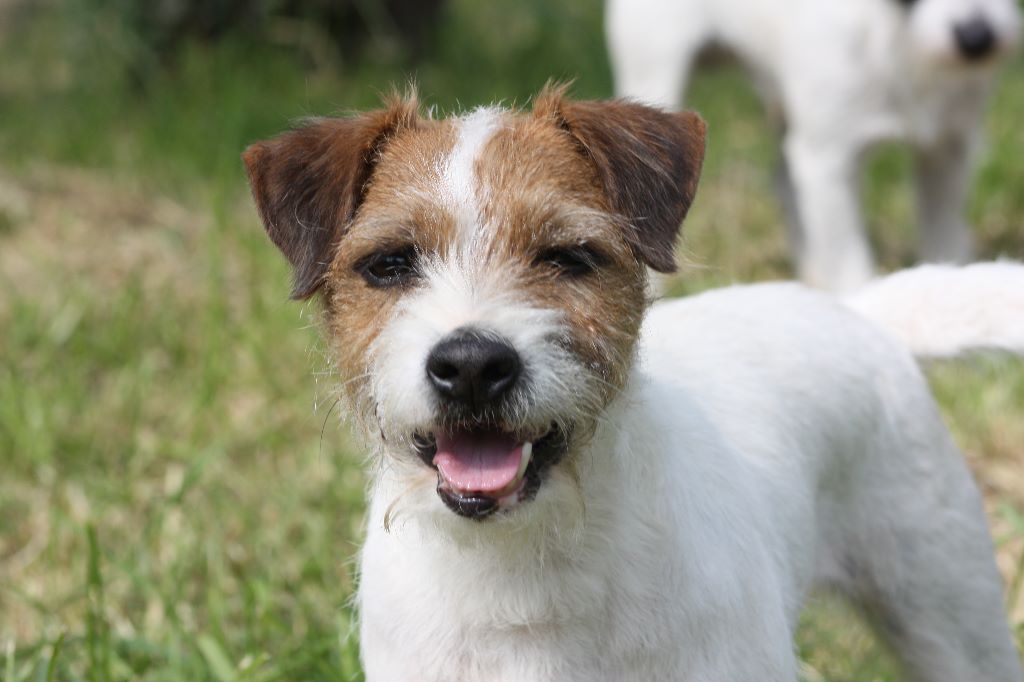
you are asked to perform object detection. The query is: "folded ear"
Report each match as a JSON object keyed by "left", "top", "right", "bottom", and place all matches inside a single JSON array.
[
  {"left": 535, "top": 87, "right": 707, "bottom": 273},
  {"left": 243, "top": 98, "right": 418, "bottom": 299}
]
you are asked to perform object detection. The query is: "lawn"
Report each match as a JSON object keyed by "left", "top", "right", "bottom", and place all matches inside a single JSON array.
[{"left": 1, "top": 1, "right": 1022, "bottom": 680}]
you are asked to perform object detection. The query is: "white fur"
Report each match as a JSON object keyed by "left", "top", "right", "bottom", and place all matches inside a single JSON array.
[
  {"left": 360, "top": 256, "right": 1024, "bottom": 679},
  {"left": 607, "top": 0, "right": 1022, "bottom": 291}
]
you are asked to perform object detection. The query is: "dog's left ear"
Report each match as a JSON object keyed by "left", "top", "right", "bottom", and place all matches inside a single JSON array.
[{"left": 535, "top": 88, "right": 707, "bottom": 273}]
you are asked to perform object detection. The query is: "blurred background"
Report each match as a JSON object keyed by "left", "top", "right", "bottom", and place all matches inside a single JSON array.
[{"left": 0, "top": 1, "right": 1022, "bottom": 679}]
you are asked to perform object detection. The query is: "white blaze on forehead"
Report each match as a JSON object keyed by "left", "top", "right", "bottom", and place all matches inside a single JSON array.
[{"left": 439, "top": 107, "right": 503, "bottom": 244}]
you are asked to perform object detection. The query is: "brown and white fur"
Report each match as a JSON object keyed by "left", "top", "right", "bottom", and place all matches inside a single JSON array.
[{"left": 244, "top": 88, "right": 1024, "bottom": 681}]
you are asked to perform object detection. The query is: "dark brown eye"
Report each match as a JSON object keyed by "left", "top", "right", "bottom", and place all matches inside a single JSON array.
[
  {"left": 536, "top": 245, "right": 608, "bottom": 277},
  {"left": 356, "top": 248, "right": 418, "bottom": 288}
]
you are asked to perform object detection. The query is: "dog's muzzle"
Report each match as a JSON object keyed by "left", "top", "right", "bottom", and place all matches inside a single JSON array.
[{"left": 414, "top": 327, "right": 570, "bottom": 519}]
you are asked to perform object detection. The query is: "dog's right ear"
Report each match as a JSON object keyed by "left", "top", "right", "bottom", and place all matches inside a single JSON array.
[
  {"left": 243, "top": 98, "right": 418, "bottom": 299},
  {"left": 534, "top": 85, "right": 706, "bottom": 273}
]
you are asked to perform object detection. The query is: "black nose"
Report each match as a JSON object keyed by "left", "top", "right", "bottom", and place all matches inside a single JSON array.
[
  {"left": 426, "top": 330, "right": 522, "bottom": 409},
  {"left": 954, "top": 18, "right": 997, "bottom": 60}
]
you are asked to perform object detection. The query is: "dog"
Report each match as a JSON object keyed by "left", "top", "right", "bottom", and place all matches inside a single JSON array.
[
  {"left": 607, "top": 0, "right": 1022, "bottom": 292},
  {"left": 243, "top": 88, "right": 1024, "bottom": 681}
]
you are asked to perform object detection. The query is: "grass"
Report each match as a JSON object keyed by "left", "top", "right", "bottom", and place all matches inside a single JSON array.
[{"left": 0, "top": 1, "right": 1022, "bottom": 679}]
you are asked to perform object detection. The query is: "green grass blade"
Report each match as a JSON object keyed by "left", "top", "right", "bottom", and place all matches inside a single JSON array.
[
  {"left": 86, "top": 525, "right": 111, "bottom": 682},
  {"left": 197, "top": 635, "right": 236, "bottom": 682},
  {"left": 44, "top": 632, "right": 66, "bottom": 682},
  {"left": 4, "top": 638, "right": 14, "bottom": 682}
]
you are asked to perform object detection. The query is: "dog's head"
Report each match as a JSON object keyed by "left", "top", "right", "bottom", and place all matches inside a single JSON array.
[
  {"left": 243, "top": 86, "right": 705, "bottom": 528},
  {"left": 896, "top": 0, "right": 1021, "bottom": 67}
]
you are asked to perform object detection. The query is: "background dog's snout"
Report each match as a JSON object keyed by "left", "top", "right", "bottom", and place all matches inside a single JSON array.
[
  {"left": 426, "top": 330, "right": 522, "bottom": 409},
  {"left": 954, "top": 18, "right": 997, "bottom": 60}
]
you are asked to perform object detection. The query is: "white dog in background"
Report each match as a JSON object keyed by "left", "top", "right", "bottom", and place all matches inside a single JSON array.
[
  {"left": 244, "top": 88, "right": 1024, "bottom": 680},
  {"left": 608, "top": 0, "right": 1022, "bottom": 291}
]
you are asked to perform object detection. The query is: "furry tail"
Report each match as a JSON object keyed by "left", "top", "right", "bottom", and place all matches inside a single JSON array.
[{"left": 845, "top": 262, "right": 1024, "bottom": 359}]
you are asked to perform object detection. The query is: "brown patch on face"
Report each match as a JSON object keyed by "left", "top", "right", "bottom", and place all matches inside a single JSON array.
[
  {"left": 461, "top": 88, "right": 707, "bottom": 401},
  {"left": 322, "top": 118, "right": 460, "bottom": 414},
  {"left": 472, "top": 114, "right": 649, "bottom": 399}
]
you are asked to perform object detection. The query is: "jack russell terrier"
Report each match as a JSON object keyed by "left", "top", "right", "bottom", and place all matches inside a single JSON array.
[
  {"left": 607, "top": 0, "right": 1022, "bottom": 291},
  {"left": 244, "top": 87, "right": 1024, "bottom": 681}
]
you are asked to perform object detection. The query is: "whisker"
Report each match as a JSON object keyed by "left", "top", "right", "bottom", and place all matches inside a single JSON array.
[{"left": 318, "top": 396, "right": 342, "bottom": 462}]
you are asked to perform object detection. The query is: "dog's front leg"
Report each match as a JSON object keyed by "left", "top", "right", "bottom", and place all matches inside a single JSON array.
[
  {"left": 774, "top": 155, "right": 805, "bottom": 260},
  {"left": 914, "top": 132, "right": 976, "bottom": 264},
  {"left": 783, "top": 134, "right": 874, "bottom": 292}
]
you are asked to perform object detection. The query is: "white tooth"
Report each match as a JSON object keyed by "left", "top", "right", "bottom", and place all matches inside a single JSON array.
[{"left": 516, "top": 441, "right": 533, "bottom": 481}]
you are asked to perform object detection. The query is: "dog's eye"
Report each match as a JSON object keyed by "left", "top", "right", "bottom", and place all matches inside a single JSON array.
[
  {"left": 535, "top": 245, "right": 608, "bottom": 277},
  {"left": 357, "top": 248, "right": 418, "bottom": 288}
]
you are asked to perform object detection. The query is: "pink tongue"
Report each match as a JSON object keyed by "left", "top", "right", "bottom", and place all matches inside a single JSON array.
[{"left": 433, "top": 431, "right": 524, "bottom": 495}]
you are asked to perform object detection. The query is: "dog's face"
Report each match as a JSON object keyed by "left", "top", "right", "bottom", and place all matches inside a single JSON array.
[
  {"left": 897, "top": 0, "right": 1021, "bottom": 67},
  {"left": 243, "top": 88, "right": 705, "bottom": 526}
]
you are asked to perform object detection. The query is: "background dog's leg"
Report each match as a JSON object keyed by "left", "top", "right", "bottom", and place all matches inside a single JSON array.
[
  {"left": 775, "top": 155, "right": 805, "bottom": 261},
  {"left": 605, "top": 0, "right": 705, "bottom": 109},
  {"left": 914, "top": 134, "right": 976, "bottom": 265},
  {"left": 783, "top": 135, "right": 874, "bottom": 292}
]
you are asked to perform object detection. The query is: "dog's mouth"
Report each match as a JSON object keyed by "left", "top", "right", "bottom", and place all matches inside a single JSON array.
[{"left": 412, "top": 424, "right": 569, "bottom": 520}]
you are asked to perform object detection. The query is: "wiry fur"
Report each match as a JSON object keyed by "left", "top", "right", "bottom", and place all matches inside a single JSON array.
[
  {"left": 244, "top": 90, "right": 1023, "bottom": 681},
  {"left": 607, "top": 0, "right": 1022, "bottom": 291}
]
